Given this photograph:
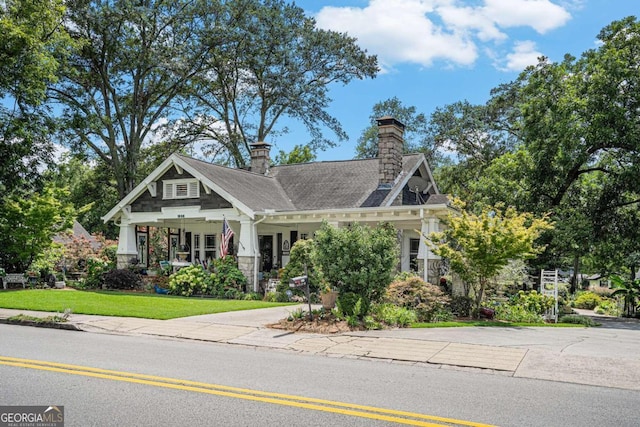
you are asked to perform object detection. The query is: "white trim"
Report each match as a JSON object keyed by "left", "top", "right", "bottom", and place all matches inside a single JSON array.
[
  {"left": 102, "top": 154, "right": 256, "bottom": 223},
  {"left": 171, "top": 156, "right": 256, "bottom": 220},
  {"left": 146, "top": 182, "right": 157, "bottom": 197},
  {"left": 256, "top": 204, "right": 450, "bottom": 224},
  {"left": 383, "top": 154, "right": 439, "bottom": 206}
]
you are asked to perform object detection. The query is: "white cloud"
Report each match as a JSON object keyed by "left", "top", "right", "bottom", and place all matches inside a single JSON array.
[
  {"left": 482, "top": 0, "right": 571, "bottom": 34},
  {"left": 313, "top": 0, "right": 571, "bottom": 72},
  {"left": 499, "top": 40, "right": 544, "bottom": 71}
]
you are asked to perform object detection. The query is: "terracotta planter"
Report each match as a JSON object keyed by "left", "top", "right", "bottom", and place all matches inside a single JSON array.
[{"left": 321, "top": 291, "right": 338, "bottom": 309}]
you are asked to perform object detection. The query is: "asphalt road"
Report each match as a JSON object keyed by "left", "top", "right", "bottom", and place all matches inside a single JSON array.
[{"left": 1, "top": 325, "right": 638, "bottom": 427}]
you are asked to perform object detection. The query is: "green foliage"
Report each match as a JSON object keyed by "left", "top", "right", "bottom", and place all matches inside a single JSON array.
[
  {"left": 429, "top": 199, "right": 553, "bottom": 316},
  {"left": 510, "top": 290, "right": 555, "bottom": 315},
  {"left": 312, "top": 221, "right": 399, "bottom": 312},
  {"left": 493, "top": 304, "right": 544, "bottom": 323},
  {"left": 491, "top": 290, "right": 554, "bottom": 323},
  {"left": 273, "top": 145, "right": 317, "bottom": 165},
  {"left": 243, "top": 292, "right": 262, "bottom": 301},
  {"left": 167, "top": 259, "right": 247, "bottom": 299},
  {"left": 594, "top": 299, "right": 620, "bottom": 317},
  {"left": 168, "top": 265, "right": 209, "bottom": 297},
  {"left": 190, "top": 0, "right": 378, "bottom": 168},
  {"left": 336, "top": 292, "right": 369, "bottom": 320},
  {"left": 370, "top": 303, "right": 418, "bottom": 327},
  {"left": 573, "top": 292, "right": 603, "bottom": 310},
  {"left": 83, "top": 258, "right": 110, "bottom": 289},
  {"left": 264, "top": 291, "right": 291, "bottom": 303},
  {"left": 44, "top": 156, "right": 120, "bottom": 239},
  {"left": 0, "top": 0, "right": 74, "bottom": 193},
  {"left": 356, "top": 97, "right": 442, "bottom": 167},
  {"left": 209, "top": 256, "right": 247, "bottom": 292},
  {"left": 29, "top": 245, "right": 65, "bottom": 278},
  {"left": 384, "top": 276, "right": 451, "bottom": 322},
  {"left": 610, "top": 275, "right": 640, "bottom": 317},
  {"left": 449, "top": 295, "right": 473, "bottom": 317},
  {"left": 279, "top": 239, "right": 321, "bottom": 294},
  {"left": 102, "top": 269, "right": 141, "bottom": 290},
  {"left": 0, "top": 184, "right": 76, "bottom": 272},
  {"left": 558, "top": 315, "right": 598, "bottom": 327}
]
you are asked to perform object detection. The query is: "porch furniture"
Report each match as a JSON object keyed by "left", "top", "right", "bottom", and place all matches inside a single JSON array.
[
  {"left": 159, "top": 260, "right": 171, "bottom": 275},
  {"left": 2, "top": 273, "right": 27, "bottom": 290},
  {"left": 170, "top": 261, "right": 191, "bottom": 273}
]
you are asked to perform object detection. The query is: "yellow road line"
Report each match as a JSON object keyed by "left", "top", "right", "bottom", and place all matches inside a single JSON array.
[{"left": 0, "top": 356, "right": 496, "bottom": 427}]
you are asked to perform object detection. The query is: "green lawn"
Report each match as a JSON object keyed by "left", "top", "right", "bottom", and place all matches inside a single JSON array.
[
  {"left": 411, "top": 320, "right": 587, "bottom": 328},
  {"left": 0, "top": 289, "right": 293, "bottom": 320}
]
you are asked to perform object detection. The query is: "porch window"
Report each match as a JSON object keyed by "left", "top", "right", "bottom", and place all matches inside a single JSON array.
[
  {"left": 409, "top": 238, "right": 420, "bottom": 272},
  {"left": 204, "top": 234, "right": 216, "bottom": 261},
  {"left": 163, "top": 179, "right": 199, "bottom": 199}
]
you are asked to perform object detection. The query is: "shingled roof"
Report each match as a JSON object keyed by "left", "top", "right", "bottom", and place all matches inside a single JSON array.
[{"left": 177, "top": 152, "right": 433, "bottom": 212}]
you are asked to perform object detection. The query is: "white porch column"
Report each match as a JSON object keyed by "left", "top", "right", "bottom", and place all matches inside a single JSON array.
[
  {"left": 236, "top": 219, "right": 257, "bottom": 292},
  {"left": 116, "top": 220, "right": 138, "bottom": 268},
  {"left": 417, "top": 220, "right": 429, "bottom": 283},
  {"left": 417, "top": 216, "right": 441, "bottom": 283},
  {"left": 237, "top": 219, "right": 253, "bottom": 257}
]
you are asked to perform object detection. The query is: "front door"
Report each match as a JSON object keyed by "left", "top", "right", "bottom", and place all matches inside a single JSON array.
[{"left": 258, "top": 235, "right": 273, "bottom": 273}]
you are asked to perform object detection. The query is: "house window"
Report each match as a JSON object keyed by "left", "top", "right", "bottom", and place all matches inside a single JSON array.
[
  {"left": 409, "top": 238, "right": 420, "bottom": 272},
  {"left": 163, "top": 179, "right": 199, "bottom": 199},
  {"left": 193, "top": 234, "right": 201, "bottom": 262},
  {"left": 204, "top": 234, "right": 216, "bottom": 261}
]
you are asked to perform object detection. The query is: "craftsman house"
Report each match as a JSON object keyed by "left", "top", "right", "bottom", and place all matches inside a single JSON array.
[{"left": 102, "top": 117, "right": 451, "bottom": 291}]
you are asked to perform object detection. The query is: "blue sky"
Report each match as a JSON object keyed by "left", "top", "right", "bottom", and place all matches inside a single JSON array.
[{"left": 272, "top": 0, "right": 639, "bottom": 161}]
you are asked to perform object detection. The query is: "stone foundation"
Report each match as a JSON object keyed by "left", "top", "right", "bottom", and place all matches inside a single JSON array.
[
  {"left": 117, "top": 253, "right": 138, "bottom": 269},
  {"left": 237, "top": 256, "right": 255, "bottom": 292}
]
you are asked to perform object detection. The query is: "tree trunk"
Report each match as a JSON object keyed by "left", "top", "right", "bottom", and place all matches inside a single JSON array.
[{"left": 570, "top": 254, "right": 579, "bottom": 294}]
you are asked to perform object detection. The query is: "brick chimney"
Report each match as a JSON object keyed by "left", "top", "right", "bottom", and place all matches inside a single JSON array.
[
  {"left": 377, "top": 116, "right": 405, "bottom": 188},
  {"left": 249, "top": 141, "right": 271, "bottom": 175}
]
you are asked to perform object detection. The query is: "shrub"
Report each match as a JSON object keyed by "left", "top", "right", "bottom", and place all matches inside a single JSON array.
[
  {"left": 510, "top": 290, "right": 555, "bottom": 315},
  {"left": 208, "top": 256, "right": 247, "bottom": 292},
  {"left": 370, "top": 303, "right": 417, "bottom": 327},
  {"left": 449, "top": 295, "right": 473, "bottom": 317},
  {"left": 573, "top": 291, "right": 602, "bottom": 310},
  {"left": 168, "top": 265, "right": 209, "bottom": 297},
  {"left": 336, "top": 291, "right": 370, "bottom": 319},
  {"left": 594, "top": 299, "right": 620, "bottom": 316},
  {"left": 84, "top": 258, "right": 110, "bottom": 289},
  {"left": 559, "top": 314, "right": 598, "bottom": 327},
  {"left": 493, "top": 304, "right": 544, "bottom": 323},
  {"left": 312, "top": 221, "right": 398, "bottom": 314},
  {"left": 243, "top": 292, "right": 262, "bottom": 301},
  {"left": 264, "top": 291, "right": 290, "bottom": 303},
  {"left": 279, "top": 239, "right": 322, "bottom": 294},
  {"left": 102, "top": 269, "right": 142, "bottom": 290},
  {"left": 384, "top": 276, "right": 451, "bottom": 322}
]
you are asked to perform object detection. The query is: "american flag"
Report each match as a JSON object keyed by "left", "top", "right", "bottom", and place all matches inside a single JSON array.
[{"left": 220, "top": 218, "right": 234, "bottom": 258}]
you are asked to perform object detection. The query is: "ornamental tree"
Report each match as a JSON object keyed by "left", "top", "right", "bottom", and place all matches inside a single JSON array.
[{"left": 428, "top": 199, "right": 553, "bottom": 316}]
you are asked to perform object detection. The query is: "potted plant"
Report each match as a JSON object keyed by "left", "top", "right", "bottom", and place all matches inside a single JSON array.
[{"left": 320, "top": 283, "right": 338, "bottom": 310}]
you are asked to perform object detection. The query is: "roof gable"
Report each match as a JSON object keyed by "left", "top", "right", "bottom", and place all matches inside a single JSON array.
[{"left": 103, "top": 151, "right": 444, "bottom": 223}]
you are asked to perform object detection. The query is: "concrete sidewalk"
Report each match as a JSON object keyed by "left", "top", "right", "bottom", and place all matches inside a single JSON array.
[{"left": 1, "top": 305, "right": 639, "bottom": 391}]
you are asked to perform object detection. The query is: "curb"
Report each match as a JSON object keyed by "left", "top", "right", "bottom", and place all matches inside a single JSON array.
[{"left": 0, "top": 318, "right": 83, "bottom": 331}]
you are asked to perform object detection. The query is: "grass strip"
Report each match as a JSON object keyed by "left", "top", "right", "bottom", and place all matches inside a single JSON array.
[
  {"left": 411, "top": 320, "right": 588, "bottom": 328},
  {"left": 0, "top": 289, "right": 293, "bottom": 320}
]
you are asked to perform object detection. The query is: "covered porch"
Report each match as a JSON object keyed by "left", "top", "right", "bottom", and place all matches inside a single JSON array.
[{"left": 116, "top": 204, "right": 448, "bottom": 291}]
